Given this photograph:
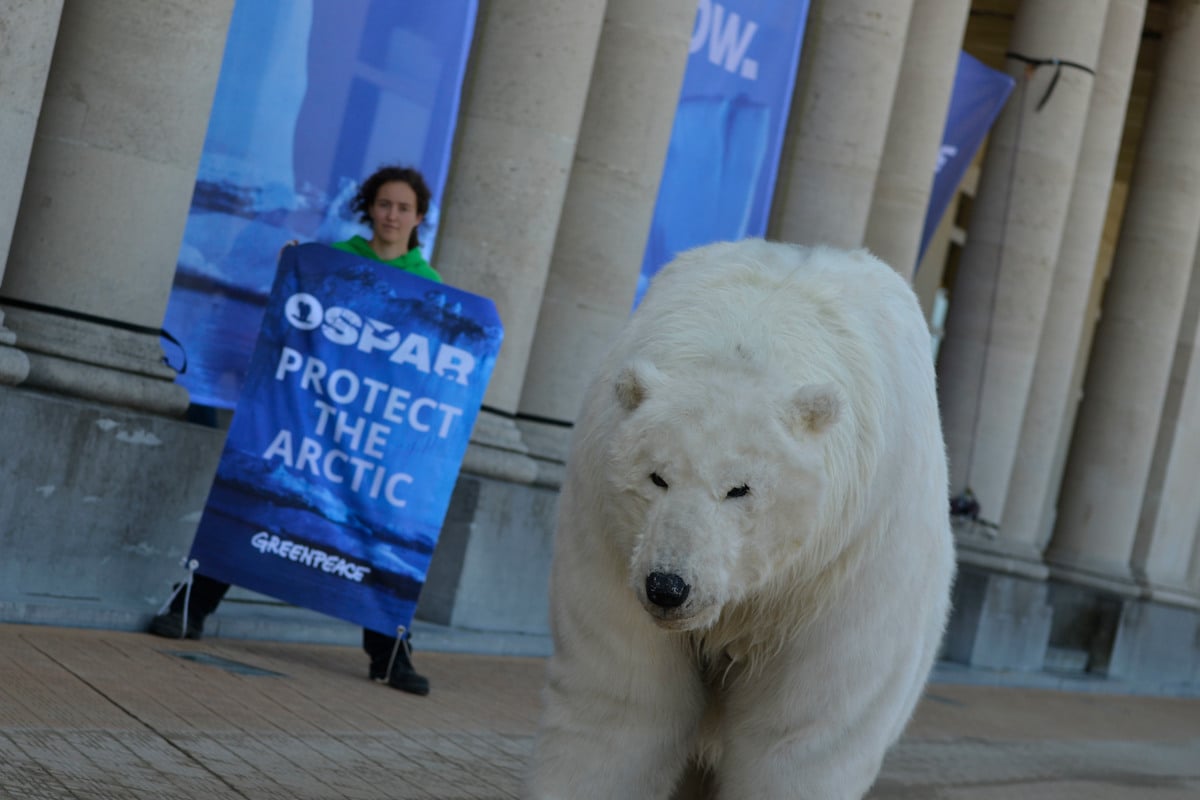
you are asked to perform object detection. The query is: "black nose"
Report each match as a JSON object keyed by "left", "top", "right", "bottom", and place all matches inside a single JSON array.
[{"left": 645, "top": 572, "right": 690, "bottom": 608}]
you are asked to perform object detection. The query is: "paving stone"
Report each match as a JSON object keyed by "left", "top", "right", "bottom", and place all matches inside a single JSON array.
[{"left": 1, "top": 624, "right": 1197, "bottom": 798}]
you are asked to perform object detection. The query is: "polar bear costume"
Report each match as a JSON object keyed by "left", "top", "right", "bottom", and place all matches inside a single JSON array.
[{"left": 526, "top": 240, "right": 955, "bottom": 800}]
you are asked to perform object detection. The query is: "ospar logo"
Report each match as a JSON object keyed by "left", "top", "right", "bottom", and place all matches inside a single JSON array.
[
  {"left": 282, "top": 292, "right": 476, "bottom": 385},
  {"left": 691, "top": 0, "right": 759, "bottom": 80}
]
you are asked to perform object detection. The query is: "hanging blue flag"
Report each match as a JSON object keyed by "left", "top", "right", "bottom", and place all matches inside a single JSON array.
[
  {"left": 636, "top": 0, "right": 811, "bottom": 305},
  {"left": 164, "top": 0, "right": 478, "bottom": 409},
  {"left": 917, "top": 52, "right": 1016, "bottom": 269},
  {"left": 187, "top": 244, "right": 502, "bottom": 635}
]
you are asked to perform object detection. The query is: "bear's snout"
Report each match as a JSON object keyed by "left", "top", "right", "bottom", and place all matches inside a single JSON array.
[{"left": 645, "top": 572, "right": 690, "bottom": 608}]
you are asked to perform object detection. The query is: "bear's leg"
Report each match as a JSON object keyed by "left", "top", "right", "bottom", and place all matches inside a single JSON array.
[
  {"left": 713, "top": 689, "right": 888, "bottom": 800},
  {"left": 526, "top": 618, "right": 703, "bottom": 799},
  {"left": 714, "top": 742, "right": 880, "bottom": 800}
]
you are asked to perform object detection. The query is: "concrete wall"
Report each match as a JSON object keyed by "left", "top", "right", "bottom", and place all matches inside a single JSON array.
[
  {"left": 418, "top": 473, "right": 558, "bottom": 635},
  {"left": 0, "top": 384, "right": 391, "bottom": 644},
  {"left": 0, "top": 381, "right": 556, "bottom": 642},
  {"left": 0, "top": 385, "right": 224, "bottom": 626}
]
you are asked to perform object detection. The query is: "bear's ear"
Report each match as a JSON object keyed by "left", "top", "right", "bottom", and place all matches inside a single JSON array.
[
  {"left": 615, "top": 360, "right": 663, "bottom": 411},
  {"left": 785, "top": 383, "right": 842, "bottom": 435}
]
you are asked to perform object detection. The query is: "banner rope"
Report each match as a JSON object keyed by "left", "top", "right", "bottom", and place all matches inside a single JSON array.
[
  {"left": 1004, "top": 52, "right": 1095, "bottom": 111},
  {"left": 154, "top": 557, "right": 199, "bottom": 638},
  {"left": 385, "top": 624, "right": 409, "bottom": 681}
]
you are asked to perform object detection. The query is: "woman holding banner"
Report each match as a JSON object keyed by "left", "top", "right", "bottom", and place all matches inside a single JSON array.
[
  {"left": 330, "top": 164, "right": 441, "bottom": 280},
  {"left": 150, "top": 164, "right": 442, "bottom": 697}
]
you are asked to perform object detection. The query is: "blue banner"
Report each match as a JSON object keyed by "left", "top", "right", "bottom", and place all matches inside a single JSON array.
[
  {"left": 165, "top": 0, "right": 477, "bottom": 408},
  {"left": 636, "top": 0, "right": 810, "bottom": 305},
  {"left": 188, "top": 244, "right": 502, "bottom": 635},
  {"left": 917, "top": 52, "right": 1015, "bottom": 269}
]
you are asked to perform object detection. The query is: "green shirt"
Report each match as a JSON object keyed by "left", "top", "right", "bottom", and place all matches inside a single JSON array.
[{"left": 332, "top": 235, "right": 443, "bottom": 283}]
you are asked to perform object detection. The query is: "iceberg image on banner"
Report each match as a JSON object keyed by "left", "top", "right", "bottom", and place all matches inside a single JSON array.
[
  {"left": 642, "top": 95, "right": 770, "bottom": 294},
  {"left": 164, "top": 0, "right": 477, "bottom": 408},
  {"left": 636, "top": 0, "right": 811, "bottom": 306}
]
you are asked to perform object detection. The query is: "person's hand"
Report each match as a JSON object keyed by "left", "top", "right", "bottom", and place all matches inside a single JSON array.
[{"left": 277, "top": 239, "right": 300, "bottom": 262}]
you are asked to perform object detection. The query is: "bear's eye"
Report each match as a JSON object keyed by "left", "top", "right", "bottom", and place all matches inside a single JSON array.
[
  {"left": 649, "top": 472, "right": 669, "bottom": 489},
  {"left": 726, "top": 484, "right": 751, "bottom": 499}
]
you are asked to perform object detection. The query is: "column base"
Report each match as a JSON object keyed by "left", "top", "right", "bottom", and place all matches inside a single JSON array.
[
  {"left": 1129, "top": 563, "right": 1200, "bottom": 609},
  {"left": 1044, "top": 581, "right": 1123, "bottom": 676},
  {"left": 0, "top": 343, "right": 30, "bottom": 385},
  {"left": 952, "top": 517, "right": 1050, "bottom": 580},
  {"left": 417, "top": 471, "right": 558, "bottom": 636},
  {"left": 1043, "top": 582, "right": 1200, "bottom": 687},
  {"left": 941, "top": 565, "right": 1053, "bottom": 672},
  {"left": 1107, "top": 600, "right": 1200, "bottom": 686},
  {"left": 516, "top": 416, "right": 572, "bottom": 485},
  {"left": 1136, "top": 576, "right": 1200, "bottom": 610},
  {"left": 460, "top": 410, "right": 539, "bottom": 484},
  {"left": 415, "top": 412, "right": 565, "bottom": 635},
  {"left": 1044, "top": 550, "right": 1142, "bottom": 598},
  {"left": 0, "top": 384, "right": 224, "bottom": 626},
  {"left": 0, "top": 313, "right": 31, "bottom": 385},
  {"left": 2, "top": 304, "right": 188, "bottom": 416},
  {"left": 22, "top": 350, "right": 189, "bottom": 416}
]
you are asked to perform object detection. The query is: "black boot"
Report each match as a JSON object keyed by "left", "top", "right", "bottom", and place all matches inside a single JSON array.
[
  {"left": 148, "top": 609, "right": 205, "bottom": 640},
  {"left": 147, "top": 576, "right": 228, "bottom": 640},
  {"left": 148, "top": 583, "right": 205, "bottom": 639},
  {"left": 369, "top": 636, "right": 430, "bottom": 696}
]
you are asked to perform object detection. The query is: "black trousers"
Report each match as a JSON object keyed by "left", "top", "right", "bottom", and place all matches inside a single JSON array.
[
  {"left": 166, "top": 572, "right": 229, "bottom": 617},
  {"left": 167, "top": 572, "right": 402, "bottom": 664}
]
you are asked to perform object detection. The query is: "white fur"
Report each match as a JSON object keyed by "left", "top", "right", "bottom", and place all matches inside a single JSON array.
[{"left": 526, "top": 240, "right": 955, "bottom": 800}]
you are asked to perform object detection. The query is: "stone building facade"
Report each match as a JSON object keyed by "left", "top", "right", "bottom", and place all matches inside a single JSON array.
[{"left": 1, "top": 0, "right": 1197, "bottom": 688}]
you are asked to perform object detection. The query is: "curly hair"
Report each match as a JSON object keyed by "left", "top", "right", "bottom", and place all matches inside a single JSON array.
[{"left": 349, "top": 165, "right": 432, "bottom": 251}]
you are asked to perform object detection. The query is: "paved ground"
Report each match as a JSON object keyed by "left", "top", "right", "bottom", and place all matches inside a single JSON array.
[{"left": 2, "top": 623, "right": 1198, "bottom": 799}]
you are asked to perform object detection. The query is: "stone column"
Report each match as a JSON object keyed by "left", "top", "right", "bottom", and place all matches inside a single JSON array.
[
  {"left": 1001, "top": 0, "right": 1147, "bottom": 554},
  {"left": 0, "top": 0, "right": 63, "bottom": 385},
  {"left": 935, "top": 1, "right": 1107, "bottom": 558},
  {"left": 413, "top": 0, "right": 607, "bottom": 635},
  {"left": 1128, "top": 239, "right": 1200, "bottom": 608},
  {"left": 0, "top": 0, "right": 233, "bottom": 416},
  {"left": 432, "top": 0, "right": 606, "bottom": 477},
  {"left": 770, "top": 0, "right": 913, "bottom": 249},
  {"left": 863, "top": 0, "right": 970, "bottom": 280},
  {"left": 1190, "top": 521, "right": 1200, "bottom": 594},
  {"left": 517, "top": 0, "right": 694, "bottom": 467},
  {"left": 435, "top": 0, "right": 605, "bottom": 416},
  {"left": 1048, "top": 0, "right": 1200, "bottom": 595}
]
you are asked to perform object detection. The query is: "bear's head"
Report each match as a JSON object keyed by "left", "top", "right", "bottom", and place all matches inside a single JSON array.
[{"left": 607, "top": 359, "right": 843, "bottom": 633}]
